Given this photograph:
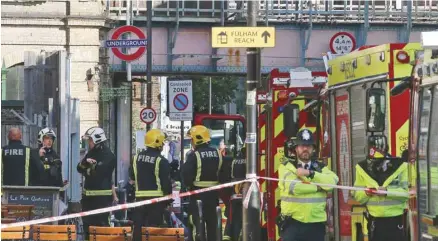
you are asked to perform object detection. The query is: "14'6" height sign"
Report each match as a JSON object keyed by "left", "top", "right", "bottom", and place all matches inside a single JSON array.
[{"left": 167, "top": 79, "right": 193, "bottom": 121}]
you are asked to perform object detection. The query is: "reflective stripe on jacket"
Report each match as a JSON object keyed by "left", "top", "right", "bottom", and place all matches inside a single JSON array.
[
  {"left": 352, "top": 162, "right": 409, "bottom": 218},
  {"left": 133, "top": 155, "right": 164, "bottom": 197},
  {"left": 278, "top": 159, "right": 339, "bottom": 223},
  {"left": 193, "top": 149, "right": 223, "bottom": 187}
]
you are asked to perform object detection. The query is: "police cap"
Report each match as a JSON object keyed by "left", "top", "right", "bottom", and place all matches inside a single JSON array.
[{"left": 294, "top": 128, "right": 315, "bottom": 146}]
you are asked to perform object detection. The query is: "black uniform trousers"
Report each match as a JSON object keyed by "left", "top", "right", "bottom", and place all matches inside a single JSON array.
[
  {"left": 367, "top": 214, "right": 405, "bottom": 241},
  {"left": 81, "top": 195, "right": 112, "bottom": 239},
  {"left": 188, "top": 192, "right": 219, "bottom": 241},
  {"left": 133, "top": 197, "right": 166, "bottom": 241},
  {"left": 224, "top": 198, "right": 243, "bottom": 241},
  {"left": 280, "top": 218, "right": 325, "bottom": 241}
]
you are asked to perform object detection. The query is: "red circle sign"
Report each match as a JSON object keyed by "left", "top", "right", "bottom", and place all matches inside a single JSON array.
[
  {"left": 140, "top": 108, "right": 156, "bottom": 124},
  {"left": 111, "top": 25, "right": 146, "bottom": 62},
  {"left": 329, "top": 32, "right": 356, "bottom": 54}
]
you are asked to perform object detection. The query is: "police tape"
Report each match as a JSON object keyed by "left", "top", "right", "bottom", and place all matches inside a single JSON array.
[
  {"left": 258, "top": 176, "right": 415, "bottom": 197},
  {"left": 0, "top": 179, "right": 249, "bottom": 230},
  {"left": 1, "top": 176, "right": 415, "bottom": 229}
]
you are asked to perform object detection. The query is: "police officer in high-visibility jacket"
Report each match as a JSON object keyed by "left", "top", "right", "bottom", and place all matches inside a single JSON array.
[
  {"left": 129, "top": 129, "right": 172, "bottom": 241},
  {"left": 182, "top": 125, "right": 229, "bottom": 241},
  {"left": 223, "top": 145, "right": 246, "bottom": 241},
  {"left": 2, "top": 128, "right": 44, "bottom": 186},
  {"left": 77, "top": 127, "right": 116, "bottom": 239},
  {"left": 277, "top": 129, "right": 339, "bottom": 241},
  {"left": 352, "top": 144, "right": 409, "bottom": 241}
]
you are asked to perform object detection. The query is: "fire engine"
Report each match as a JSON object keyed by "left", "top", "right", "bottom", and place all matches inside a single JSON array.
[
  {"left": 257, "top": 68, "right": 328, "bottom": 241},
  {"left": 190, "top": 68, "right": 328, "bottom": 240},
  {"left": 390, "top": 31, "right": 438, "bottom": 241},
  {"left": 323, "top": 42, "right": 422, "bottom": 241}
]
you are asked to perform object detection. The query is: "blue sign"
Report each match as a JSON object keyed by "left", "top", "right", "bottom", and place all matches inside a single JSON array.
[{"left": 105, "top": 39, "right": 147, "bottom": 48}]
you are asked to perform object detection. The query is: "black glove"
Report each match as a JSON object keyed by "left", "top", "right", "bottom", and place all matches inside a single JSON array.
[{"left": 170, "top": 160, "right": 179, "bottom": 170}]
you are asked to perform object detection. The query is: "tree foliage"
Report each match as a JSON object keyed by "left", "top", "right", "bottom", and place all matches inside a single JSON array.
[{"left": 192, "top": 76, "right": 239, "bottom": 113}]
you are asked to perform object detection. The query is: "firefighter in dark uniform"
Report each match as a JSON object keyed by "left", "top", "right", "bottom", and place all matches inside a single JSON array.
[
  {"left": 182, "top": 125, "right": 228, "bottom": 241},
  {"left": 77, "top": 127, "right": 116, "bottom": 239},
  {"left": 352, "top": 140, "right": 409, "bottom": 241},
  {"left": 2, "top": 128, "right": 44, "bottom": 186},
  {"left": 129, "top": 129, "right": 172, "bottom": 241},
  {"left": 37, "top": 128, "right": 63, "bottom": 187},
  {"left": 223, "top": 145, "right": 246, "bottom": 241}
]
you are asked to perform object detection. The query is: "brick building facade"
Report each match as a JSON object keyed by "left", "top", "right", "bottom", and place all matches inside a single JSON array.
[{"left": 1, "top": 0, "right": 107, "bottom": 136}]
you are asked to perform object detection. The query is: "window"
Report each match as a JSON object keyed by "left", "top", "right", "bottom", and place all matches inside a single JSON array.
[
  {"left": 418, "top": 88, "right": 432, "bottom": 214},
  {"left": 202, "top": 118, "right": 245, "bottom": 158}
]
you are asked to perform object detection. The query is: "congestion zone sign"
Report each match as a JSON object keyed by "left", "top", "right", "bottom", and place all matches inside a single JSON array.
[{"left": 105, "top": 25, "right": 147, "bottom": 62}]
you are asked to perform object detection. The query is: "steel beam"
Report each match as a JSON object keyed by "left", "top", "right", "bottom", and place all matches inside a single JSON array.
[
  {"left": 166, "top": 3, "right": 180, "bottom": 72},
  {"left": 361, "top": 0, "right": 370, "bottom": 46},
  {"left": 405, "top": 1, "right": 413, "bottom": 42},
  {"left": 300, "top": 3, "right": 312, "bottom": 67},
  {"left": 146, "top": 0, "right": 152, "bottom": 131}
]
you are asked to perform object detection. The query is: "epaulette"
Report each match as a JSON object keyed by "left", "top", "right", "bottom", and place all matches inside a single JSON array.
[{"left": 281, "top": 157, "right": 293, "bottom": 166}]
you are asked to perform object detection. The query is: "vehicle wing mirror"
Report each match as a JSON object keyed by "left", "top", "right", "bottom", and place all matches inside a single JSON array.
[
  {"left": 366, "top": 88, "right": 386, "bottom": 132},
  {"left": 367, "top": 135, "right": 388, "bottom": 157},
  {"left": 390, "top": 79, "right": 411, "bottom": 96},
  {"left": 283, "top": 103, "right": 300, "bottom": 139}
]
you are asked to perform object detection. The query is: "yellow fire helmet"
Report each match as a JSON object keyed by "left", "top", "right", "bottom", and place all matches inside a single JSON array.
[
  {"left": 145, "top": 129, "right": 166, "bottom": 149},
  {"left": 187, "top": 125, "right": 211, "bottom": 145}
]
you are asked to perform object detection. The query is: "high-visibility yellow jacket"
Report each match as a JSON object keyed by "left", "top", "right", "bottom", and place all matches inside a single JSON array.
[
  {"left": 278, "top": 158, "right": 339, "bottom": 223},
  {"left": 352, "top": 159, "right": 409, "bottom": 218}
]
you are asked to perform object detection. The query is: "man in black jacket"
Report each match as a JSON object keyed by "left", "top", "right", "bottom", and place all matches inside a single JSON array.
[
  {"left": 36, "top": 128, "right": 63, "bottom": 187},
  {"left": 77, "top": 127, "right": 116, "bottom": 239},
  {"left": 129, "top": 129, "right": 172, "bottom": 241},
  {"left": 2, "top": 128, "right": 44, "bottom": 186}
]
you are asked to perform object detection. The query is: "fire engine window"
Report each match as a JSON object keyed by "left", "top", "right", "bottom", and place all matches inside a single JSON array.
[
  {"left": 201, "top": 119, "right": 244, "bottom": 157},
  {"left": 428, "top": 85, "right": 438, "bottom": 216},
  {"left": 305, "top": 98, "right": 317, "bottom": 126},
  {"left": 418, "top": 88, "right": 432, "bottom": 215}
]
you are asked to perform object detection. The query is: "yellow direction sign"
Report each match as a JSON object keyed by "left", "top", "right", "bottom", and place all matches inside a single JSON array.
[{"left": 211, "top": 27, "right": 276, "bottom": 48}]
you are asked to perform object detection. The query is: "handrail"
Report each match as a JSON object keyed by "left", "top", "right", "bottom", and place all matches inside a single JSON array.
[{"left": 106, "top": 0, "right": 438, "bottom": 23}]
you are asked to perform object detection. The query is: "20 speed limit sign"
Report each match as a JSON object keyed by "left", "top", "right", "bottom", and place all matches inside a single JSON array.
[{"left": 140, "top": 108, "right": 156, "bottom": 124}]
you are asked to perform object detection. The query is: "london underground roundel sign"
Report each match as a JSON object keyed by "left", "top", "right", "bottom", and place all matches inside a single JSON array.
[
  {"left": 329, "top": 32, "right": 356, "bottom": 54},
  {"left": 106, "top": 25, "right": 147, "bottom": 62}
]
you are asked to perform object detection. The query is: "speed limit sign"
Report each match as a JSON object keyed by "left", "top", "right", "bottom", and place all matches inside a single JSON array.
[{"left": 140, "top": 108, "right": 156, "bottom": 124}]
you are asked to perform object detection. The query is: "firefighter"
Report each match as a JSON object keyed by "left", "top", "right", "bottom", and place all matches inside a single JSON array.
[
  {"left": 182, "top": 125, "right": 228, "bottom": 241},
  {"left": 2, "top": 128, "right": 44, "bottom": 186},
  {"left": 37, "top": 128, "right": 63, "bottom": 187},
  {"left": 352, "top": 141, "right": 409, "bottom": 241},
  {"left": 77, "top": 127, "right": 116, "bottom": 239},
  {"left": 129, "top": 129, "right": 172, "bottom": 241},
  {"left": 277, "top": 128, "right": 339, "bottom": 241},
  {"left": 223, "top": 145, "right": 246, "bottom": 241}
]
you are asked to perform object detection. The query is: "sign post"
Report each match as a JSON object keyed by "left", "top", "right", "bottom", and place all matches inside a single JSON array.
[
  {"left": 167, "top": 80, "right": 193, "bottom": 122},
  {"left": 140, "top": 107, "right": 157, "bottom": 125},
  {"left": 211, "top": 26, "right": 275, "bottom": 48},
  {"left": 167, "top": 79, "right": 193, "bottom": 163},
  {"left": 105, "top": 25, "right": 147, "bottom": 62}
]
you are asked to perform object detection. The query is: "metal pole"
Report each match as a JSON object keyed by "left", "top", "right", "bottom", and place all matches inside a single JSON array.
[
  {"left": 209, "top": 77, "right": 212, "bottom": 114},
  {"left": 180, "top": 121, "right": 184, "bottom": 162},
  {"left": 126, "top": 0, "right": 132, "bottom": 82},
  {"left": 146, "top": 0, "right": 153, "bottom": 131},
  {"left": 243, "top": 1, "right": 261, "bottom": 241}
]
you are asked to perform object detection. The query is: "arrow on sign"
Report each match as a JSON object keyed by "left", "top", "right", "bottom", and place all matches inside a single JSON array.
[{"left": 261, "top": 31, "right": 271, "bottom": 43}]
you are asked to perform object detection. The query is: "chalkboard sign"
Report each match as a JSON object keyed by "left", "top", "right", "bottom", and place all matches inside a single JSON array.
[
  {"left": 7, "top": 192, "right": 54, "bottom": 220},
  {"left": 2, "top": 186, "right": 60, "bottom": 222}
]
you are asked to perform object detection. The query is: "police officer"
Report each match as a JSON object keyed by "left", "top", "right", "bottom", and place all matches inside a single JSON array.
[
  {"left": 37, "top": 128, "right": 63, "bottom": 187},
  {"left": 182, "top": 125, "right": 228, "bottom": 241},
  {"left": 2, "top": 128, "right": 44, "bottom": 186},
  {"left": 223, "top": 145, "right": 246, "bottom": 241},
  {"left": 352, "top": 141, "right": 409, "bottom": 241},
  {"left": 277, "top": 129, "right": 339, "bottom": 241},
  {"left": 77, "top": 127, "right": 116, "bottom": 238},
  {"left": 129, "top": 129, "right": 172, "bottom": 241}
]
